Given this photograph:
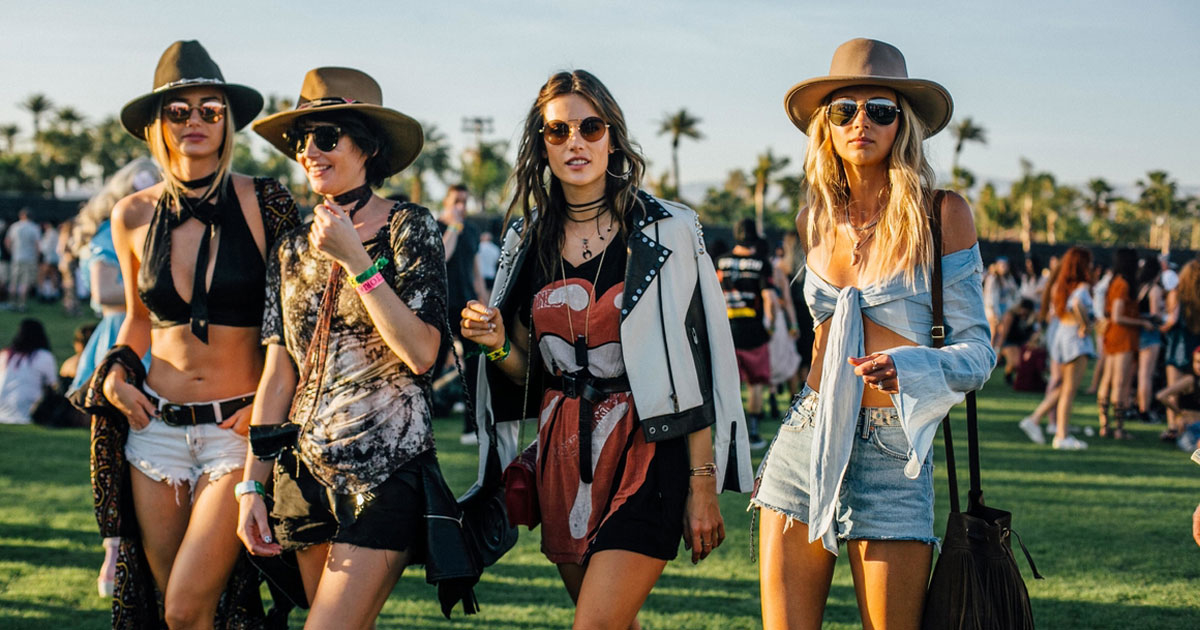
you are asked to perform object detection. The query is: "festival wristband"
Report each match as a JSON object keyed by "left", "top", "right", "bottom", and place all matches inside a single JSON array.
[
  {"left": 234, "top": 480, "right": 265, "bottom": 499},
  {"left": 350, "top": 256, "right": 390, "bottom": 287},
  {"left": 356, "top": 272, "right": 386, "bottom": 295},
  {"left": 486, "top": 337, "right": 511, "bottom": 362}
]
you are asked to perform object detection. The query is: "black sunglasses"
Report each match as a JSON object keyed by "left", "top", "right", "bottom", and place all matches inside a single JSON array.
[
  {"left": 827, "top": 98, "right": 901, "bottom": 127},
  {"left": 540, "top": 116, "right": 609, "bottom": 145},
  {"left": 162, "top": 101, "right": 226, "bottom": 124},
  {"left": 282, "top": 125, "right": 343, "bottom": 154}
]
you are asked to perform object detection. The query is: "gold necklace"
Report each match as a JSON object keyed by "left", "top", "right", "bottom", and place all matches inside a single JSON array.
[
  {"left": 559, "top": 239, "right": 610, "bottom": 369},
  {"left": 844, "top": 206, "right": 882, "bottom": 266}
]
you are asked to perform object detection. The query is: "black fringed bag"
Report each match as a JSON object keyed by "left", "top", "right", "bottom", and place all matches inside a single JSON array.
[{"left": 921, "top": 193, "right": 1043, "bottom": 630}]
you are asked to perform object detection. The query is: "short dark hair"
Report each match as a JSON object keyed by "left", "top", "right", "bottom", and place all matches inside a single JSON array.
[
  {"left": 293, "top": 111, "right": 393, "bottom": 188},
  {"left": 448, "top": 183, "right": 468, "bottom": 194},
  {"left": 734, "top": 218, "right": 759, "bottom": 247}
]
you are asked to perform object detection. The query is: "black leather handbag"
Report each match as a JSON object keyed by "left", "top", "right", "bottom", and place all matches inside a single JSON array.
[{"left": 921, "top": 193, "right": 1043, "bottom": 630}]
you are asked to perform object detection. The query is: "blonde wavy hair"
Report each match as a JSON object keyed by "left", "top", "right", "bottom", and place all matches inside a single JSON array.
[
  {"left": 144, "top": 93, "right": 236, "bottom": 207},
  {"left": 803, "top": 92, "right": 935, "bottom": 286}
]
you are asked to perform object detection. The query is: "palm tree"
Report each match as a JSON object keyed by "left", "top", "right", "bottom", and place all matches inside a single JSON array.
[
  {"left": 1137, "top": 170, "right": 1180, "bottom": 254},
  {"left": 775, "top": 173, "right": 807, "bottom": 218},
  {"left": 0, "top": 124, "right": 17, "bottom": 153},
  {"left": 19, "top": 94, "right": 54, "bottom": 137},
  {"left": 657, "top": 109, "right": 703, "bottom": 200},
  {"left": 1086, "top": 177, "right": 1114, "bottom": 220},
  {"left": 950, "top": 118, "right": 986, "bottom": 192},
  {"left": 409, "top": 122, "right": 453, "bottom": 206},
  {"left": 55, "top": 107, "right": 85, "bottom": 134},
  {"left": 752, "top": 149, "right": 791, "bottom": 233}
]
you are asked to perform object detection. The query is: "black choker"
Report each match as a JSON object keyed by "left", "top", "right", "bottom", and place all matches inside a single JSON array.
[
  {"left": 181, "top": 172, "right": 217, "bottom": 190},
  {"left": 566, "top": 195, "right": 605, "bottom": 211},
  {"left": 329, "top": 183, "right": 373, "bottom": 219}
]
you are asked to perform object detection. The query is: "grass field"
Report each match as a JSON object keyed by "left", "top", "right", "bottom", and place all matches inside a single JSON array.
[{"left": 2, "top": 302, "right": 1199, "bottom": 629}]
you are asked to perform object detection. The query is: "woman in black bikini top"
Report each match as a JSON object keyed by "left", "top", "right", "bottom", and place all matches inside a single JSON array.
[{"left": 85, "top": 40, "right": 299, "bottom": 628}]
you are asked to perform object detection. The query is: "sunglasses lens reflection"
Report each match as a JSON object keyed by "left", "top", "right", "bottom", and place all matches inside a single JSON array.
[
  {"left": 579, "top": 117, "right": 607, "bottom": 142},
  {"left": 543, "top": 121, "right": 570, "bottom": 145},
  {"left": 285, "top": 126, "right": 341, "bottom": 154},
  {"left": 828, "top": 99, "right": 899, "bottom": 126},
  {"left": 828, "top": 100, "right": 859, "bottom": 126}
]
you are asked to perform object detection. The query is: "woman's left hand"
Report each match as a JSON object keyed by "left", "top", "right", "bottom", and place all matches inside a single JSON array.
[
  {"left": 683, "top": 476, "right": 724, "bottom": 564},
  {"left": 309, "top": 202, "right": 371, "bottom": 273},
  {"left": 849, "top": 353, "right": 898, "bottom": 394},
  {"left": 218, "top": 404, "right": 253, "bottom": 437}
]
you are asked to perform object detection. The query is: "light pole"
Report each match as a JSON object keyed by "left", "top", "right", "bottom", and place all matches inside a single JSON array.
[{"left": 461, "top": 116, "right": 493, "bottom": 213}]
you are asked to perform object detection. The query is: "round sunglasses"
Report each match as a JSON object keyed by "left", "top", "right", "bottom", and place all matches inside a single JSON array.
[
  {"left": 282, "top": 125, "right": 343, "bottom": 155},
  {"left": 161, "top": 101, "right": 226, "bottom": 125},
  {"left": 827, "top": 98, "right": 901, "bottom": 127},
  {"left": 540, "top": 116, "right": 609, "bottom": 145}
]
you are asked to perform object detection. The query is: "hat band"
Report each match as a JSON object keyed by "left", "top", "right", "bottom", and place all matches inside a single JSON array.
[
  {"left": 153, "top": 77, "right": 226, "bottom": 93},
  {"left": 298, "top": 97, "right": 361, "bottom": 110}
]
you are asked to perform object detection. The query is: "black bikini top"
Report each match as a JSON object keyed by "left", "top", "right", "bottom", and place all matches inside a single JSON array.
[{"left": 137, "top": 176, "right": 266, "bottom": 343}]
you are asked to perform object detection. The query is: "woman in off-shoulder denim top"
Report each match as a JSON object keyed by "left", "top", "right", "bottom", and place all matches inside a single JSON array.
[{"left": 755, "top": 38, "right": 996, "bottom": 630}]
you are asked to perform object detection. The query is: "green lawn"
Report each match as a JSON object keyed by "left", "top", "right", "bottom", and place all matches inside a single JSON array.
[{"left": 2, "top": 302, "right": 1199, "bottom": 629}]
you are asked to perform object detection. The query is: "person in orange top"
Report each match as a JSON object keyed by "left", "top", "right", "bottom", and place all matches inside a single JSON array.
[{"left": 1100, "top": 248, "right": 1151, "bottom": 438}]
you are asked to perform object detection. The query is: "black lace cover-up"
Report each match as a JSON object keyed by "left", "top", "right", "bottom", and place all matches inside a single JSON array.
[{"left": 263, "top": 202, "right": 447, "bottom": 494}]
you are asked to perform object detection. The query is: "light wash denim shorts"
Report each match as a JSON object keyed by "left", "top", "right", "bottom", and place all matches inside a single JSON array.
[
  {"left": 751, "top": 385, "right": 937, "bottom": 545},
  {"left": 124, "top": 384, "right": 250, "bottom": 489}
]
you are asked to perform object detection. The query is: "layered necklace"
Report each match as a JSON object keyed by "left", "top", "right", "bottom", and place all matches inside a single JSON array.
[
  {"left": 565, "top": 195, "right": 614, "bottom": 260},
  {"left": 844, "top": 205, "right": 883, "bottom": 266}
]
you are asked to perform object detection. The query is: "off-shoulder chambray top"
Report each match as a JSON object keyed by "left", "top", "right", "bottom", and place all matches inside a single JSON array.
[{"left": 803, "top": 243, "right": 996, "bottom": 554}]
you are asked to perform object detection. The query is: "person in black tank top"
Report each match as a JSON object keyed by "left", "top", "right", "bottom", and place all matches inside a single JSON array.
[{"left": 82, "top": 41, "right": 300, "bottom": 628}]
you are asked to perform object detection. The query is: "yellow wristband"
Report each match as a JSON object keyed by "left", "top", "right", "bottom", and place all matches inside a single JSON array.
[{"left": 485, "top": 337, "right": 511, "bottom": 362}]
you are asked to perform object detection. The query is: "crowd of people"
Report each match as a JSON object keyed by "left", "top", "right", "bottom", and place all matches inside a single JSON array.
[{"left": 983, "top": 245, "right": 1200, "bottom": 452}]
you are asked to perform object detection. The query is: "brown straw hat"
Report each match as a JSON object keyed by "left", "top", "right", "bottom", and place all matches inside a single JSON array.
[
  {"left": 252, "top": 67, "right": 424, "bottom": 177},
  {"left": 120, "top": 40, "right": 263, "bottom": 140},
  {"left": 784, "top": 38, "right": 953, "bottom": 137}
]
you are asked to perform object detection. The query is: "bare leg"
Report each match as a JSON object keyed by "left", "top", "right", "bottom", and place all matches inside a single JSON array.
[
  {"left": 1110, "top": 351, "right": 1135, "bottom": 436},
  {"left": 1056, "top": 356, "right": 1088, "bottom": 441},
  {"left": 1001, "top": 346, "right": 1022, "bottom": 379},
  {"left": 558, "top": 561, "right": 644, "bottom": 630},
  {"left": 129, "top": 468, "right": 191, "bottom": 598},
  {"left": 846, "top": 539, "right": 933, "bottom": 630},
  {"left": 1137, "top": 345, "right": 1161, "bottom": 413},
  {"left": 295, "top": 542, "right": 331, "bottom": 608},
  {"left": 1028, "top": 360, "right": 1063, "bottom": 423},
  {"left": 163, "top": 470, "right": 245, "bottom": 630},
  {"left": 1165, "top": 366, "right": 1183, "bottom": 432},
  {"left": 571, "top": 551, "right": 665, "bottom": 630},
  {"left": 759, "top": 509, "right": 837, "bottom": 630},
  {"left": 1088, "top": 337, "right": 1106, "bottom": 394},
  {"left": 304, "top": 543, "right": 408, "bottom": 630}
]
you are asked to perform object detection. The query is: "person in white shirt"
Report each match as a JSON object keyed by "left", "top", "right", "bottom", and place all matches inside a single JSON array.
[
  {"left": 0, "top": 318, "right": 57, "bottom": 424},
  {"left": 5, "top": 208, "right": 42, "bottom": 311}
]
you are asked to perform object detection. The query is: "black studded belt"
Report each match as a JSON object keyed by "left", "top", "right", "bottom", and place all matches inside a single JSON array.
[{"left": 549, "top": 371, "right": 630, "bottom": 484}]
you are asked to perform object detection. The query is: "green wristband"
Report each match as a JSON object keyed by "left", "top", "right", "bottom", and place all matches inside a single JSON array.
[
  {"left": 351, "top": 256, "right": 390, "bottom": 286},
  {"left": 485, "top": 337, "right": 511, "bottom": 362},
  {"left": 234, "top": 480, "right": 265, "bottom": 499}
]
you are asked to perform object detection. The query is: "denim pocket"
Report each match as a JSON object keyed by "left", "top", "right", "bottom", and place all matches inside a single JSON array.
[
  {"left": 868, "top": 425, "right": 910, "bottom": 462},
  {"left": 779, "top": 402, "right": 814, "bottom": 432}
]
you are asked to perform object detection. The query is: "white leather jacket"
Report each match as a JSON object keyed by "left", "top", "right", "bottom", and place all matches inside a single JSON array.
[{"left": 473, "top": 191, "right": 754, "bottom": 493}]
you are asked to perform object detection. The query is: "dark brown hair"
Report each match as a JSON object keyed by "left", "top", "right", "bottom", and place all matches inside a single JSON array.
[{"left": 507, "top": 70, "right": 646, "bottom": 277}]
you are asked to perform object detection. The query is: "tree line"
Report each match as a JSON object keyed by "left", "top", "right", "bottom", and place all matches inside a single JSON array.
[{"left": 3, "top": 94, "right": 1194, "bottom": 252}]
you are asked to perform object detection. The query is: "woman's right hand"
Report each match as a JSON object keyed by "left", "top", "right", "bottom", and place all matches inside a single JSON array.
[
  {"left": 237, "top": 493, "right": 281, "bottom": 556},
  {"left": 102, "top": 369, "right": 157, "bottom": 430},
  {"left": 460, "top": 300, "right": 506, "bottom": 352}
]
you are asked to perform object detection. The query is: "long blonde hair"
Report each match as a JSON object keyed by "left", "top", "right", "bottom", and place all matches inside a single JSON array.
[
  {"left": 144, "top": 92, "right": 236, "bottom": 207},
  {"left": 802, "top": 93, "right": 935, "bottom": 286}
]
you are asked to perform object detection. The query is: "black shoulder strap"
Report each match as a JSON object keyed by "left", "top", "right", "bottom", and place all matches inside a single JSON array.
[{"left": 930, "top": 190, "right": 981, "bottom": 514}]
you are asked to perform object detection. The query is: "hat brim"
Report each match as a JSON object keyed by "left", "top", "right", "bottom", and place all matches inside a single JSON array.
[
  {"left": 784, "top": 76, "right": 953, "bottom": 137},
  {"left": 120, "top": 83, "right": 263, "bottom": 140},
  {"left": 251, "top": 104, "right": 424, "bottom": 178}
]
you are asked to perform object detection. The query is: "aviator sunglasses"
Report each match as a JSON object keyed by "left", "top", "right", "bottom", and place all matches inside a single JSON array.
[
  {"left": 161, "top": 101, "right": 226, "bottom": 124},
  {"left": 827, "top": 98, "right": 901, "bottom": 127},
  {"left": 540, "top": 116, "right": 609, "bottom": 145},
  {"left": 282, "top": 125, "right": 343, "bottom": 154}
]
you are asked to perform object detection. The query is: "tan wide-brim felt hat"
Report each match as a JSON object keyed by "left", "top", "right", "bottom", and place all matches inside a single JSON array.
[
  {"left": 120, "top": 40, "right": 263, "bottom": 140},
  {"left": 784, "top": 38, "right": 953, "bottom": 137},
  {"left": 252, "top": 67, "right": 424, "bottom": 177}
]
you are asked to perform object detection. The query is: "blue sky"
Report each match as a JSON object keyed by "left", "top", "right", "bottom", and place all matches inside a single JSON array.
[{"left": 3, "top": 0, "right": 1198, "bottom": 195}]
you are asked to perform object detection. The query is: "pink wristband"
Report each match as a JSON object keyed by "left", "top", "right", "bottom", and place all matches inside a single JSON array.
[{"left": 355, "top": 272, "right": 385, "bottom": 295}]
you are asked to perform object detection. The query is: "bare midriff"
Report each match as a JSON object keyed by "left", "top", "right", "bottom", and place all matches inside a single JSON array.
[
  {"left": 145, "top": 325, "right": 264, "bottom": 402},
  {"left": 806, "top": 316, "right": 918, "bottom": 408}
]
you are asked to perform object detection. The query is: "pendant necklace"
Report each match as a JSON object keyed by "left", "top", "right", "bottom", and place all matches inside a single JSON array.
[
  {"left": 845, "top": 206, "right": 882, "bottom": 266},
  {"left": 559, "top": 240, "right": 610, "bottom": 370},
  {"left": 566, "top": 196, "right": 613, "bottom": 260}
]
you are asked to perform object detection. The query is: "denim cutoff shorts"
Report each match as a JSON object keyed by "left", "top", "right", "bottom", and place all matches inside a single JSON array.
[
  {"left": 751, "top": 385, "right": 937, "bottom": 545},
  {"left": 124, "top": 384, "right": 250, "bottom": 488}
]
